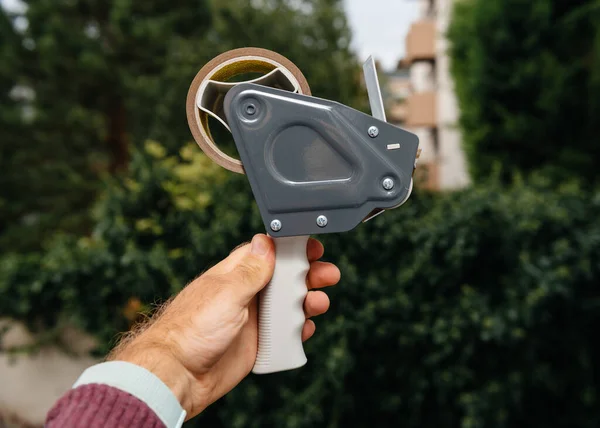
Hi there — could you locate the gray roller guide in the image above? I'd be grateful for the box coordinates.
[224,83,419,237]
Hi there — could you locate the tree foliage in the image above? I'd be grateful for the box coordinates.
[0,0,361,252]
[0,0,213,252]
[448,0,600,184]
[3,142,600,427]
[210,0,363,107]
[6,1,600,427]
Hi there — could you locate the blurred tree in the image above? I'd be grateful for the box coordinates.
[210,0,364,108]
[0,0,214,251]
[0,0,362,252]
[448,0,600,184]
[0,9,30,254]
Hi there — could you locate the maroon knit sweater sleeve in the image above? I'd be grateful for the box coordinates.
[45,383,166,428]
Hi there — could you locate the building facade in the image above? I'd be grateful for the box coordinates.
[402,0,470,190]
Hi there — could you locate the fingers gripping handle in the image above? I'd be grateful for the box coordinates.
[253,235,309,374]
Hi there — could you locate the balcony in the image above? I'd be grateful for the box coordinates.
[405,19,436,64]
[405,92,437,127]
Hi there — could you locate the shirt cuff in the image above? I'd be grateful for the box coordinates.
[73,361,186,428]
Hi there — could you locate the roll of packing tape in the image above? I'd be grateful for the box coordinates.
[186,48,311,174]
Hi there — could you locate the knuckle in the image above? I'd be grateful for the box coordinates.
[197,273,231,297]
[234,261,264,284]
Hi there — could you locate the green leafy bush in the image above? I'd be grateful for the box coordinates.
[448,0,600,185]
[2,142,600,427]
[0,0,362,252]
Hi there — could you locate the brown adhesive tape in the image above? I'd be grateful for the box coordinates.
[186,48,311,174]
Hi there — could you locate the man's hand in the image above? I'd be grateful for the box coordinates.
[109,234,340,419]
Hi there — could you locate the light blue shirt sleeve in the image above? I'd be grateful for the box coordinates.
[73,361,186,428]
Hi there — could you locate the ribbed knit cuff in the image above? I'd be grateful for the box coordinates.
[46,383,166,428]
[73,361,186,428]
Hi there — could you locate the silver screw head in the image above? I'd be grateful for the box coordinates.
[368,126,379,138]
[270,219,282,232]
[316,215,328,228]
[382,177,395,190]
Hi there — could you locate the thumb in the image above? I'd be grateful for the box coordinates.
[226,234,275,304]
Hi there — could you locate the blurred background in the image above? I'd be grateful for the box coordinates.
[1,0,600,427]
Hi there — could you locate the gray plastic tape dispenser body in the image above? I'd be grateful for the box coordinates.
[224,83,420,237]
[187,49,419,374]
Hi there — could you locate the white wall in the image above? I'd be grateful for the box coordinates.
[0,320,98,426]
[412,127,436,163]
[410,62,435,93]
[435,0,470,189]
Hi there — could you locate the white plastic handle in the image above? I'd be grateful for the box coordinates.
[252,235,309,374]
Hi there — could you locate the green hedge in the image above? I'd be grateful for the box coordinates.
[2,143,600,427]
[448,0,600,185]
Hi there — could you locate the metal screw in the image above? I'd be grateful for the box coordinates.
[382,177,395,190]
[245,103,256,116]
[270,219,282,232]
[316,215,328,228]
[368,126,379,138]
